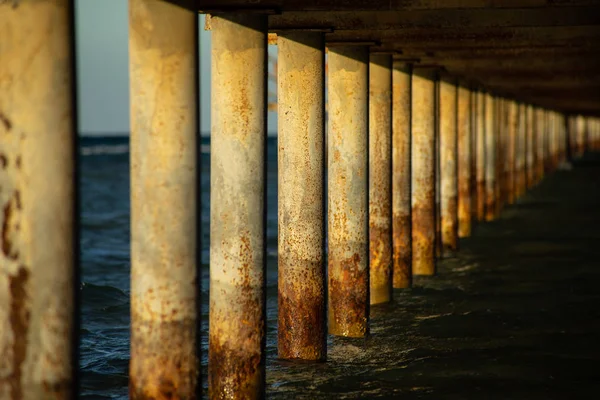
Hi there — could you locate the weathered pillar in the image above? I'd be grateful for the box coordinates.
[130,2,199,398]
[439,77,458,252]
[277,31,326,360]
[535,108,545,183]
[526,105,535,188]
[485,94,497,221]
[209,14,267,398]
[496,98,505,213]
[470,90,479,222]
[392,62,412,288]
[369,53,393,305]
[517,103,527,197]
[328,45,369,337]
[475,91,486,221]
[434,79,442,258]
[0,2,77,398]
[507,101,518,204]
[457,85,472,238]
[411,67,437,275]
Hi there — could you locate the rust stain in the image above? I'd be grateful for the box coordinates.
[412,204,435,276]
[392,214,411,288]
[328,253,368,337]
[9,267,29,400]
[0,111,12,131]
[278,262,325,361]
[457,184,472,238]
[2,194,20,260]
[0,153,7,168]
[130,319,198,400]
[369,225,392,304]
[442,196,458,253]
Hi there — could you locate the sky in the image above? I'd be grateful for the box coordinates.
[75,0,277,136]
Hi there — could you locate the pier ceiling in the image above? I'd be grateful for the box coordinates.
[200,0,600,116]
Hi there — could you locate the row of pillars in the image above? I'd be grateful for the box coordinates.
[2,2,600,399]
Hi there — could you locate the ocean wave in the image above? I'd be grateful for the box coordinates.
[80,144,211,156]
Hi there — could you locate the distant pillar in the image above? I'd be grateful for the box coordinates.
[439,78,458,252]
[516,103,527,197]
[507,101,518,204]
[129,2,199,399]
[411,67,437,275]
[209,14,267,398]
[328,45,369,337]
[526,105,535,188]
[470,91,478,222]
[392,62,412,288]
[535,108,545,183]
[485,94,497,221]
[475,91,486,221]
[369,54,393,305]
[277,31,326,360]
[434,79,442,258]
[0,2,77,398]
[457,85,472,238]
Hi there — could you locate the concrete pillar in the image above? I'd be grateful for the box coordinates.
[470,90,478,223]
[439,78,458,252]
[434,79,442,259]
[392,62,412,289]
[526,105,535,188]
[130,2,199,398]
[327,45,369,337]
[457,85,472,238]
[507,101,518,204]
[411,67,437,275]
[535,108,545,183]
[369,54,393,305]
[209,14,267,398]
[277,31,326,361]
[496,98,505,213]
[475,91,486,221]
[485,94,497,221]
[516,103,526,198]
[0,3,76,398]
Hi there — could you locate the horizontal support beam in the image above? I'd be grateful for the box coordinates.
[269,7,600,30]
[199,0,600,12]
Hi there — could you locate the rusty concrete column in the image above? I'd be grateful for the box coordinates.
[277,31,326,361]
[535,108,545,183]
[457,85,472,238]
[392,62,412,288]
[526,105,535,188]
[484,94,497,221]
[129,2,199,399]
[439,77,458,252]
[369,53,393,305]
[327,45,369,337]
[496,98,505,213]
[470,90,479,223]
[517,103,527,198]
[434,79,442,258]
[507,101,518,204]
[0,3,77,399]
[475,91,486,221]
[209,14,267,398]
[411,67,437,275]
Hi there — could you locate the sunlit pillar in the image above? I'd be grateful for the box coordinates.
[439,77,458,253]
[0,2,77,398]
[209,14,267,398]
[484,94,497,221]
[412,67,437,275]
[369,53,393,305]
[475,91,486,221]
[392,62,412,288]
[457,85,472,238]
[507,100,518,204]
[277,31,326,361]
[328,45,369,337]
